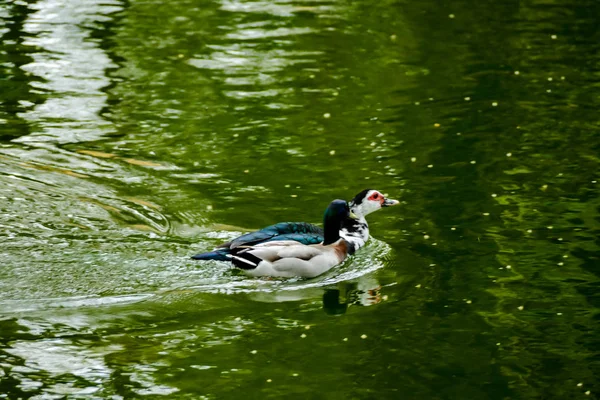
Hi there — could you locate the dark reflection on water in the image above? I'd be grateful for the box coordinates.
[1,0,599,398]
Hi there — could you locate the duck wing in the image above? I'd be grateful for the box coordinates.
[229,222,324,248]
[249,241,323,260]
[231,241,347,278]
[192,223,323,262]
[231,242,325,273]
[231,241,317,270]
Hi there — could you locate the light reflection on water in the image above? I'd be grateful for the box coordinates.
[17,0,121,144]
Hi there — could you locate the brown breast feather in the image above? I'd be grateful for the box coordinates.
[333,240,349,261]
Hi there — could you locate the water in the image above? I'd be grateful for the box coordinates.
[1,0,599,398]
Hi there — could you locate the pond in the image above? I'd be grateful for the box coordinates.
[1,0,599,398]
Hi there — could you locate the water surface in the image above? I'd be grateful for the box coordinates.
[1,0,599,398]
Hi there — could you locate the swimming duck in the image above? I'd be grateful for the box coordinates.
[191,189,398,261]
[230,199,354,278]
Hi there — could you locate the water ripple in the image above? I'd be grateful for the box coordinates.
[16,0,122,144]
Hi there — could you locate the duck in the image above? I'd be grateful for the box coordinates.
[191,189,398,261]
[229,199,354,278]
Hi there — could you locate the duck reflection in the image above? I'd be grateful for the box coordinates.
[323,277,382,315]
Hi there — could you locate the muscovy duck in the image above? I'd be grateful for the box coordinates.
[191,189,398,261]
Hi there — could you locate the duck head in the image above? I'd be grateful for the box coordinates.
[349,189,399,218]
[323,199,355,245]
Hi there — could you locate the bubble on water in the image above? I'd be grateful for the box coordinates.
[492,102,498,107]
[449,14,455,18]
[360,334,368,339]
[551,34,557,39]
[518,305,524,311]
[323,113,331,118]
[464,97,471,101]
[514,71,520,75]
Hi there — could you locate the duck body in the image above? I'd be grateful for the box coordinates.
[191,189,398,262]
[231,239,351,278]
[228,199,353,278]
[191,222,324,261]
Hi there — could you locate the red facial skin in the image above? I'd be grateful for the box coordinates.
[367,191,385,206]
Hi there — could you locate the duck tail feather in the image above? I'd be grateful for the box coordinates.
[191,249,231,261]
[231,252,263,270]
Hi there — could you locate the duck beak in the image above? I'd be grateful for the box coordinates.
[382,197,400,207]
[349,211,359,219]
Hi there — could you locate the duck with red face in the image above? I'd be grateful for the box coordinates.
[191,189,399,262]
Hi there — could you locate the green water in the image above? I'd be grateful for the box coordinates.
[1,0,599,398]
